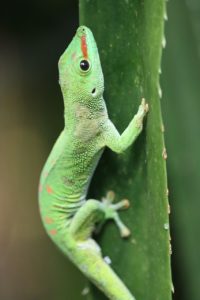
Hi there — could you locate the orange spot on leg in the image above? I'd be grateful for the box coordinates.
[49,229,57,236]
[45,216,54,224]
[46,185,53,194]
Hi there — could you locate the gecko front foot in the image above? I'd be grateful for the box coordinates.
[139,98,149,116]
[135,98,149,129]
[102,191,131,238]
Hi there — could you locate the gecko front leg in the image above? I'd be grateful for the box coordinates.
[103,98,149,153]
[68,194,135,300]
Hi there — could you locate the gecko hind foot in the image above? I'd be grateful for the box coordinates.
[102,191,131,238]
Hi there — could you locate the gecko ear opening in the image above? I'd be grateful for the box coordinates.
[91,88,96,95]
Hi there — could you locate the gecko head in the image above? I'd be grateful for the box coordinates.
[58,26,104,103]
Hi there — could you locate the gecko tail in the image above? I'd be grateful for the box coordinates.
[82,253,135,300]
[72,241,136,300]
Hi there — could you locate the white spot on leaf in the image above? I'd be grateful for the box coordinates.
[104,256,112,265]
[81,286,90,296]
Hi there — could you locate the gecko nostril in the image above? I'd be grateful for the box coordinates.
[92,88,96,95]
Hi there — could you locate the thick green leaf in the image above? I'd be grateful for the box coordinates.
[162,1,200,299]
[79,1,172,299]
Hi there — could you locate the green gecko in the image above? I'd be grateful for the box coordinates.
[39,26,148,300]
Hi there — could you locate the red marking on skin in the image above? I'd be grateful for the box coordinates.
[38,183,42,193]
[45,216,54,224]
[72,52,76,60]
[46,185,53,194]
[49,229,57,236]
[81,35,88,58]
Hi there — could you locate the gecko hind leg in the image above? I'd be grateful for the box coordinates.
[68,197,135,300]
[69,192,130,242]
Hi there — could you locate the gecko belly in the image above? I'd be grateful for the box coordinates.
[38,142,104,241]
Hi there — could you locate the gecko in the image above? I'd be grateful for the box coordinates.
[38,26,148,300]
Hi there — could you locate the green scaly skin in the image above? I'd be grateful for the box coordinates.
[39,26,148,300]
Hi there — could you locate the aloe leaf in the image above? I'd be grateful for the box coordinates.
[162,1,200,299]
[79,1,172,299]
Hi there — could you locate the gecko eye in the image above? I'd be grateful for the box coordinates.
[80,60,90,72]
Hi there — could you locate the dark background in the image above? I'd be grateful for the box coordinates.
[0,0,200,299]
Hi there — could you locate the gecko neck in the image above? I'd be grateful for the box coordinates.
[63,94,108,128]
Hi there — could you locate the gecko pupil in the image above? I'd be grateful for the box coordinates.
[80,60,90,71]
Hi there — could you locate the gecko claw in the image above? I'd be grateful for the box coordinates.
[120,226,131,238]
[111,199,130,211]
[145,103,149,113]
[112,213,131,238]
[121,199,130,209]
[102,190,115,204]
[135,98,149,128]
[106,190,115,202]
[140,98,149,114]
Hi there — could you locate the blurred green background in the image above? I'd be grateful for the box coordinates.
[0,0,200,299]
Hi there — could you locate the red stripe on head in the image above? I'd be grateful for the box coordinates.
[81,35,88,58]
